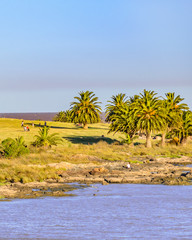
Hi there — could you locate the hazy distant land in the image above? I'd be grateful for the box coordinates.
[0,112,58,121]
[0,112,106,122]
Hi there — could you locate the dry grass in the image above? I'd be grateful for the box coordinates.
[0,118,192,184]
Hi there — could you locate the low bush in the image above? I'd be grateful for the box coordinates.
[0,136,29,158]
[32,126,63,147]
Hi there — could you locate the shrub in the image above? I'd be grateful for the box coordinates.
[1,136,29,158]
[32,126,63,147]
[119,134,132,145]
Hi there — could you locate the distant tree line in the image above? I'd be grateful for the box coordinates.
[54,90,192,148]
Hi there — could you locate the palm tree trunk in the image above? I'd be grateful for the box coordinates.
[146,130,152,148]
[83,123,88,129]
[180,136,188,146]
[161,132,166,147]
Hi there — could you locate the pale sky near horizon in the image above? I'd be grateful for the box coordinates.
[0,0,192,112]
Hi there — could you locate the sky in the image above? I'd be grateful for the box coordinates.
[0,0,192,112]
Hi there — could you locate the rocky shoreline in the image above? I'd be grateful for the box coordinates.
[59,156,192,185]
[1,156,192,200]
[0,182,87,200]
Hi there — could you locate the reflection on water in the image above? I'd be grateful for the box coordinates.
[0,184,192,239]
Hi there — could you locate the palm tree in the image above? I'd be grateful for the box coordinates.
[33,126,62,147]
[65,110,72,122]
[54,110,72,122]
[70,91,102,129]
[165,93,188,110]
[128,94,140,104]
[1,136,29,157]
[53,111,66,122]
[175,111,192,145]
[133,90,166,148]
[107,91,166,147]
[108,103,136,139]
[105,93,128,122]
[161,92,189,146]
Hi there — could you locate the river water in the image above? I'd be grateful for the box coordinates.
[0,184,192,239]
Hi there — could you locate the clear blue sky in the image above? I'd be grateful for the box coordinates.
[0,0,191,112]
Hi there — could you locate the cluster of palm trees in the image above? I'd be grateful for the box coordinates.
[55,90,192,148]
[106,90,191,148]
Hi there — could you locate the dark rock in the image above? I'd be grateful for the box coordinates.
[149,158,155,162]
[181,171,191,177]
[102,180,109,185]
[89,167,109,175]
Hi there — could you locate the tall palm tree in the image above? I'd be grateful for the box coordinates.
[161,92,189,146]
[107,91,166,147]
[176,111,192,145]
[70,91,102,129]
[105,93,128,122]
[134,90,166,148]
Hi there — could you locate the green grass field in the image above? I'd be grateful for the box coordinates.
[0,118,121,145]
[0,118,192,184]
